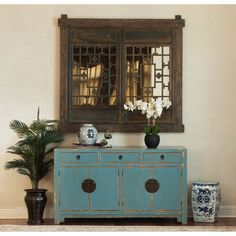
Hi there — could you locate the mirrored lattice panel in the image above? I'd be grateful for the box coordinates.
[125,45,171,103]
[72,45,118,106]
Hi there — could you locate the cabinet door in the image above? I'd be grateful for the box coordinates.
[122,167,181,210]
[60,167,119,211]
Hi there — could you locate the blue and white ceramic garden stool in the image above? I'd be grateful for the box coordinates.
[192,182,221,223]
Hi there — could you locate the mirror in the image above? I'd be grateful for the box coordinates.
[71,45,118,106]
[125,46,170,103]
[58,15,185,132]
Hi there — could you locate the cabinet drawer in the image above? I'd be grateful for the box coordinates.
[59,152,98,163]
[143,153,181,163]
[100,152,140,163]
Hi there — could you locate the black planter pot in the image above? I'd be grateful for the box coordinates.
[144,134,160,149]
[24,189,47,225]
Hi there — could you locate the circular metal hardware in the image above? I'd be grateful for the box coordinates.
[160,155,165,160]
[76,155,80,160]
[118,155,123,160]
[145,179,160,193]
[82,179,96,193]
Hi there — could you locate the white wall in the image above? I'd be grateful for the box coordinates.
[0,4,236,218]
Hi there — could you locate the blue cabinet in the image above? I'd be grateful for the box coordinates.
[54,147,187,224]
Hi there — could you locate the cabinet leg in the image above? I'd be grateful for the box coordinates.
[181,216,187,225]
[54,219,61,225]
[177,216,187,224]
[177,216,182,223]
[54,216,64,224]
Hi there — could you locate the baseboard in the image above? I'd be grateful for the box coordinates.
[0,207,54,219]
[0,205,236,219]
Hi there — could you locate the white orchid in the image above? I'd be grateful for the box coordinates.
[134,100,143,109]
[146,107,155,119]
[155,98,162,107]
[162,98,172,109]
[140,101,148,113]
[124,98,171,121]
[154,103,163,118]
[124,101,135,111]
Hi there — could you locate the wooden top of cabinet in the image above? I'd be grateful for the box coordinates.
[55,146,186,152]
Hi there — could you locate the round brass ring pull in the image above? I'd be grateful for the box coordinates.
[82,178,96,193]
[145,179,160,193]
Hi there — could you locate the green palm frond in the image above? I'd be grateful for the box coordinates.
[37,159,53,181]
[30,120,59,134]
[9,120,31,138]
[42,131,64,146]
[7,145,33,159]
[30,121,47,132]
[17,169,31,177]
[15,136,36,147]
[45,125,57,132]
[5,159,31,171]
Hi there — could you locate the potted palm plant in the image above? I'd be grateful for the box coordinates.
[5,108,64,225]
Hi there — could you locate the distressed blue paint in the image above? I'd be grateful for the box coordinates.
[143,152,181,163]
[100,152,140,163]
[88,167,119,210]
[181,149,188,224]
[54,146,187,224]
[60,152,98,163]
[60,167,88,210]
[123,167,181,210]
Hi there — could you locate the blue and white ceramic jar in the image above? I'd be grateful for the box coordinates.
[192,182,221,223]
[79,124,98,145]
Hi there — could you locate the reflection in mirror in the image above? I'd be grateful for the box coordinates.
[72,45,117,106]
[125,46,170,103]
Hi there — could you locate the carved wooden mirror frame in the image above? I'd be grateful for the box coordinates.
[58,14,185,132]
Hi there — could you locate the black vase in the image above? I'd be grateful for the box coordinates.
[24,189,47,225]
[144,134,160,149]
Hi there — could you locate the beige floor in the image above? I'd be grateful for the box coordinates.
[1,225,236,232]
[0,218,236,231]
